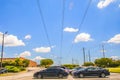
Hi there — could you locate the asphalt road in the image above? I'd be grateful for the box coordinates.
[5,73,120,80]
[0,67,120,80]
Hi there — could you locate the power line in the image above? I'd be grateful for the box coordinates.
[67,0,92,57]
[37,0,51,47]
[59,0,66,65]
[77,0,92,33]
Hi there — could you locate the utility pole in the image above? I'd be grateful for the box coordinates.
[0,32,7,68]
[83,47,85,64]
[72,58,74,64]
[88,50,91,62]
[102,44,105,58]
[58,57,62,66]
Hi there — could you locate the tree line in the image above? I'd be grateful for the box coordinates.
[40,58,120,68]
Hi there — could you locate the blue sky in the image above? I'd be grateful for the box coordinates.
[0,0,120,65]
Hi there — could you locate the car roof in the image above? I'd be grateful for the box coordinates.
[48,66,66,69]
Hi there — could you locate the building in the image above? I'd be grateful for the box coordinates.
[1,57,37,67]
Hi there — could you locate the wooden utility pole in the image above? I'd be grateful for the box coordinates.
[0,32,7,68]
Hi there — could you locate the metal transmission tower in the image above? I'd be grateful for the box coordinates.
[102,44,105,58]
[72,58,74,64]
[83,47,86,64]
[88,50,91,62]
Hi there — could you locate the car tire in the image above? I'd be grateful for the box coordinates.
[37,74,43,79]
[100,73,106,78]
[58,74,63,78]
[79,73,84,78]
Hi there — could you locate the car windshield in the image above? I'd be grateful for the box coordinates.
[77,68,86,71]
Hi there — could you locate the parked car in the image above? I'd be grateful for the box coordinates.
[0,68,8,74]
[70,67,83,75]
[48,66,70,74]
[33,68,68,79]
[72,67,110,78]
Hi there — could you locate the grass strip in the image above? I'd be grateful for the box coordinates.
[107,68,120,73]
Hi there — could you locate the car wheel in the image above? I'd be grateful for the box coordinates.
[37,74,43,79]
[1,72,4,74]
[58,74,63,78]
[100,73,106,78]
[79,73,84,78]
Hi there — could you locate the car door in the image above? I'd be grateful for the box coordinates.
[44,69,58,77]
[86,67,99,76]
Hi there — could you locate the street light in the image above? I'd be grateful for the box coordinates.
[0,32,7,68]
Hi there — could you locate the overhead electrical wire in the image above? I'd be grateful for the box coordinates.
[67,0,93,56]
[36,0,92,62]
[36,0,54,59]
[59,0,66,65]
[37,0,52,47]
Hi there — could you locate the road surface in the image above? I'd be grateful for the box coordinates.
[0,67,120,80]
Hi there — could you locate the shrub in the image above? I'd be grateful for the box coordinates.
[5,66,20,72]
[62,64,79,69]
[19,67,26,71]
[83,62,94,66]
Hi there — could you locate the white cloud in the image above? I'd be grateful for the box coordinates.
[19,51,31,57]
[69,2,74,10]
[24,35,31,40]
[0,32,25,47]
[119,4,120,8]
[107,34,120,44]
[63,27,79,32]
[111,56,120,60]
[74,33,93,43]
[33,47,51,53]
[97,0,115,9]
[51,45,56,48]
[33,56,45,60]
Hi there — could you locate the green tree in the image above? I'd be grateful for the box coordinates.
[15,58,23,67]
[116,60,120,66]
[22,59,30,67]
[94,58,112,67]
[2,61,16,67]
[40,59,53,67]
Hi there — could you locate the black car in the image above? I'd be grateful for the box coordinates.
[33,68,68,79]
[70,67,83,75]
[48,66,70,74]
[73,67,110,78]
[0,68,8,74]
